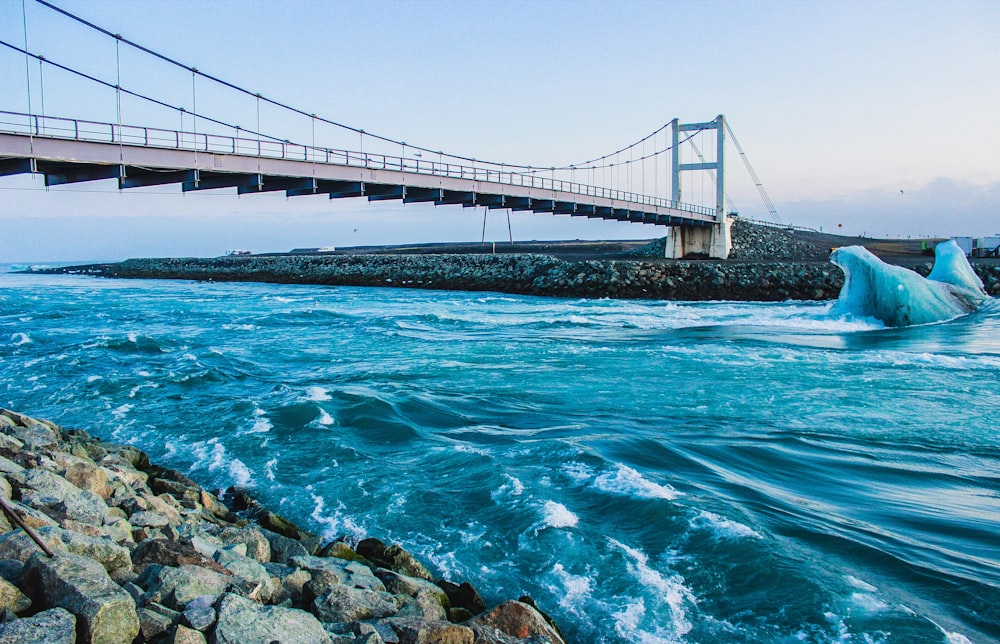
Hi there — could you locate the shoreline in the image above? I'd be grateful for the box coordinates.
[0,408,565,643]
[39,252,1000,300]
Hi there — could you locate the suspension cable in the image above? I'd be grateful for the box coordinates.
[32,0,695,175]
[725,121,780,224]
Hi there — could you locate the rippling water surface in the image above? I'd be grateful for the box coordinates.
[2,268,998,643]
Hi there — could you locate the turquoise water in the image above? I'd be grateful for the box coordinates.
[2,269,998,643]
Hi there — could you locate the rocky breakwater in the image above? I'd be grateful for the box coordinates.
[63,254,849,301]
[0,408,564,644]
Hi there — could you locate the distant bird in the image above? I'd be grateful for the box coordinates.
[900,189,904,195]
[353,228,358,233]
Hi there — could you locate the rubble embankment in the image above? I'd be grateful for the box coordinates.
[0,408,564,644]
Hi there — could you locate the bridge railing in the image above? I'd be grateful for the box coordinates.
[0,111,717,217]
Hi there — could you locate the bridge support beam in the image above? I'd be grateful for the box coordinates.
[667,115,731,259]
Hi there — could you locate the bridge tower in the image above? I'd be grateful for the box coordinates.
[665,115,731,259]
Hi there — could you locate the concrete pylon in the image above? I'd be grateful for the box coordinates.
[664,215,731,259]
[667,115,730,259]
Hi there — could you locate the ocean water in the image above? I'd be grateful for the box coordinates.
[2,268,998,643]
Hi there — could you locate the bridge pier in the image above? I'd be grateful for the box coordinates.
[664,215,732,259]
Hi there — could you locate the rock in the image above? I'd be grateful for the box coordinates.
[127,510,171,529]
[4,422,57,450]
[182,595,217,632]
[0,578,30,614]
[137,563,230,611]
[292,555,385,594]
[17,527,132,576]
[312,585,398,623]
[63,461,112,500]
[0,607,76,643]
[260,528,309,564]
[377,617,473,644]
[464,601,565,644]
[20,469,109,525]
[132,539,230,576]
[378,569,447,605]
[23,551,140,644]
[256,510,322,554]
[172,624,209,644]
[212,592,332,644]
[395,589,448,621]
[0,529,62,563]
[319,540,368,562]
[356,539,433,581]
[212,549,274,603]
[140,602,182,641]
[217,526,270,563]
[437,581,485,616]
[0,560,22,585]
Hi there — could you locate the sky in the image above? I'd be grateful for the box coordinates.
[1,0,998,262]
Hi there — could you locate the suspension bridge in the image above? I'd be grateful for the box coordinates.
[0,1,779,259]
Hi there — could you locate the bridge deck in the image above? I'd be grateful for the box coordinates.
[0,114,718,228]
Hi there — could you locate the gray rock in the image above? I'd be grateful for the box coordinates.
[212,550,273,603]
[312,585,398,623]
[0,561,22,586]
[140,602,182,641]
[395,589,448,621]
[5,423,57,450]
[376,569,448,606]
[0,578,30,615]
[129,510,171,528]
[0,527,130,576]
[0,607,76,643]
[20,469,109,525]
[182,595,217,632]
[217,526,270,563]
[212,592,331,644]
[261,528,308,564]
[356,539,433,581]
[137,564,230,611]
[23,551,140,644]
[292,555,385,593]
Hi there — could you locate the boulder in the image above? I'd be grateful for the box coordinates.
[318,540,368,562]
[377,617,473,644]
[132,539,230,576]
[0,577,30,614]
[182,594,217,632]
[212,592,331,644]
[356,539,433,581]
[464,601,565,644]
[5,422,57,450]
[172,624,209,644]
[23,551,140,644]
[0,607,76,643]
[437,580,485,616]
[312,585,398,623]
[291,555,385,594]
[216,526,270,563]
[212,548,273,603]
[63,461,112,500]
[137,564,230,611]
[260,528,309,564]
[140,602,182,641]
[20,469,109,525]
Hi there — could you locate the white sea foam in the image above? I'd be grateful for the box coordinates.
[308,492,365,540]
[247,409,273,434]
[11,332,31,346]
[550,563,593,617]
[229,459,252,487]
[316,409,334,426]
[944,633,974,644]
[849,592,890,614]
[609,538,695,638]
[492,474,524,499]
[127,332,138,343]
[112,404,133,420]
[306,386,331,401]
[87,375,102,383]
[560,462,595,483]
[542,501,578,528]
[222,323,256,331]
[846,575,878,592]
[264,458,278,481]
[689,510,762,540]
[595,464,681,500]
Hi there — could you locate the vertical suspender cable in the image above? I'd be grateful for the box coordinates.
[191,68,198,173]
[115,35,124,178]
[256,93,262,176]
[21,0,34,154]
[37,56,45,131]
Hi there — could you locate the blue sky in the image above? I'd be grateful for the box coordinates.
[1,0,998,262]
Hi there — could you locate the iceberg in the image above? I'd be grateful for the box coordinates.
[830,240,988,327]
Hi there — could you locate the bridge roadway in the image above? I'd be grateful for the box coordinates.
[0,113,717,228]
